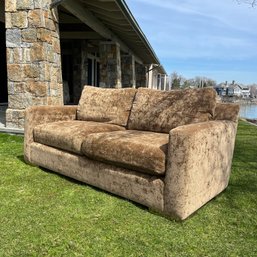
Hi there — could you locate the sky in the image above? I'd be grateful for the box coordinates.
[126,0,257,84]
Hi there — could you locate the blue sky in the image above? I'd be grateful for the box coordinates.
[126,0,257,84]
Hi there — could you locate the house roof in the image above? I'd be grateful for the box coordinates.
[52,0,166,74]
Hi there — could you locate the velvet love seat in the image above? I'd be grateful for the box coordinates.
[24,86,239,220]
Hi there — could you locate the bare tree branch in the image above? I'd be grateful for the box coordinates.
[237,0,256,7]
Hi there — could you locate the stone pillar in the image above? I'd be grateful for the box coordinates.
[99,41,121,88]
[5,0,63,128]
[0,1,4,22]
[121,54,135,88]
[135,63,146,88]
[72,40,88,103]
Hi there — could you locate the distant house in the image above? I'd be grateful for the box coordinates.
[230,84,250,98]
[241,86,251,98]
[231,84,242,97]
[214,83,227,96]
[215,82,250,98]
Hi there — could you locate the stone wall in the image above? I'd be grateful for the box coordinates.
[5,0,63,128]
[99,42,121,88]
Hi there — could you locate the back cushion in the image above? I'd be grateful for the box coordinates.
[77,86,136,127]
[128,87,217,133]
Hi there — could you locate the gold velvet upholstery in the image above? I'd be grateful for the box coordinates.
[24,105,77,163]
[77,86,136,127]
[34,121,125,155]
[81,130,169,175]
[128,87,217,133]
[164,120,238,219]
[214,103,240,122]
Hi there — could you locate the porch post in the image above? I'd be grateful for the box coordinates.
[72,40,88,103]
[121,54,136,88]
[135,63,146,88]
[99,41,121,88]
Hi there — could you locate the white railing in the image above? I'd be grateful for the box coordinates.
[148,74,172,91]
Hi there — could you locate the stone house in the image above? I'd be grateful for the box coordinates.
[0,0,165,129]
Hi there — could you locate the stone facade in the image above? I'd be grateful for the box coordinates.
[121,54,136,88]
[5,0,63,128]
[2,0,158,129]
[99,42,121,88]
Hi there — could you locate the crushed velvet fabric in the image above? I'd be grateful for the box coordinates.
[23,89,239,220]
[214,103,240,122]
[81,130,169,175]
[33,121,125,155]
[77,86,136,127]
[24,105,77,163]
[164,120,237,220]
[30,142,165,212]
[128,87,217,133]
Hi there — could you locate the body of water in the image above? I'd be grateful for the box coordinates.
[239,104,257,119]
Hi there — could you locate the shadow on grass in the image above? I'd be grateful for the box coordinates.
[16,154,147,211]
[26,160,149,212]
[47,167,148,210]
[17,155,27,164]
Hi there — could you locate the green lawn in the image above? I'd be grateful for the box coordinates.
[0,121,256,257]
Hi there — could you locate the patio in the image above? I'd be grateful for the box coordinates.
[0,105,24,134]
[0,104,6,128]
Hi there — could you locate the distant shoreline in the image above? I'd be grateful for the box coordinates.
[219,97,257,104]
[242,118,257,126]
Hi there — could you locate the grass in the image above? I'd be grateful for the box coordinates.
[0,121,256,257]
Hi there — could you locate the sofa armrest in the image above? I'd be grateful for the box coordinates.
[214,103,240,122]
[164,120,238,220]
[24,105,77,163]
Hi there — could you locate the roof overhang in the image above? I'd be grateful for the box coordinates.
[51,0,165,73]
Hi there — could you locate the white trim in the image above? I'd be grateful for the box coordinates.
[87,54,100,87]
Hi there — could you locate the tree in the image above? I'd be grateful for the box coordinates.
[249,84,257,98]
[184,76,216,88]
[237,0,256,6]
[168,73,217,89]
[170,72,182,89]
[204,78,216,88]
[181,79,191,88]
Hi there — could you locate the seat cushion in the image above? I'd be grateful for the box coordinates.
[77,86,136,127]
[81,130,169,175]
[128,87,217,133]
[33,121,125,155]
